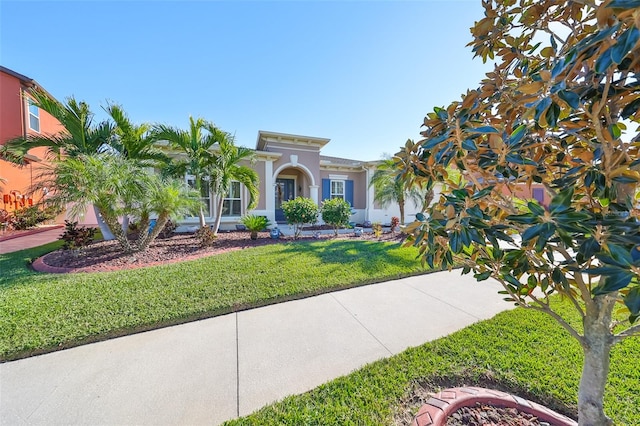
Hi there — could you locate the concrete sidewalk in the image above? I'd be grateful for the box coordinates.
[0,271,511,425]
[0,227,64,254]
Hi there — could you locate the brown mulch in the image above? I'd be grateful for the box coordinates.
[40,230,404,273]
[446,403,547,425]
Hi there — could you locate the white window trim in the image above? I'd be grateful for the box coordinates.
[27,99,40,133]
[222,181,243,217]
[330,179,345,200]
[185,174,212,219]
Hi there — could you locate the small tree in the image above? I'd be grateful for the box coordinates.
[399,2,640,424]
[241,214,271,240]
[281,197,319,239]
[369,158,424,224]
[321,198,352,236]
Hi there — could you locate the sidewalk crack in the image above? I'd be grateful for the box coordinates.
[330,294,393,356]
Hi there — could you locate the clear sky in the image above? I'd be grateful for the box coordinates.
[1,0,493,161]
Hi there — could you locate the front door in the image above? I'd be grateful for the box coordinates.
[275,178,295,223]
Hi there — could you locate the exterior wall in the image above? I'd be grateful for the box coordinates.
[1,70,65,222]
[500,182,551,207]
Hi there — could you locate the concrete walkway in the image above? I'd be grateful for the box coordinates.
[0,227,64,254]
[0,272,511,425]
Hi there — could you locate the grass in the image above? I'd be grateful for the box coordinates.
[223,299,640,425]
[0,239,429,361]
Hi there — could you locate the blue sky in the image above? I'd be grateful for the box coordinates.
[1,0,493,161]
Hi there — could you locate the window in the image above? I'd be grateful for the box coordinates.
[222,181,242,216]
[186,175,211,217]
[330,180,345,200]
[28,101,40,132]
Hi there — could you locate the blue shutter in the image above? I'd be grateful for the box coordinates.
[345,180,354,206]
[322,179,330,201]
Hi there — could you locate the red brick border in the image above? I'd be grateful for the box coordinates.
[412,387,577,426]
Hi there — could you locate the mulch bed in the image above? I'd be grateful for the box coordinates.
[39,230,404,273]
[446,403,548,425]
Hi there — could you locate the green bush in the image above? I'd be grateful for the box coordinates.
[11,205,59,230]
[321,198,352,236]
[281,197,319,239]
[240,215,271,240]
[60,220,96,251]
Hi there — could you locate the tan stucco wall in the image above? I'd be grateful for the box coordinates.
[319,169,367,209]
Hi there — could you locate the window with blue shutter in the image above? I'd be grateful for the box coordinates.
[322,179,330,201]
[345,180,354,206]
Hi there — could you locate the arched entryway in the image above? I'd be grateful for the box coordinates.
[272,163,317,223]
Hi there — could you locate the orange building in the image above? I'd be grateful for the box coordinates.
[0,66,64,215]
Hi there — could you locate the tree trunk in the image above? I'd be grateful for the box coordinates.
[578,294,615,426]
[138,213,169,252]
[100,210,132,253]
[399,202,405,225]
[198,205,207,228]
[93,204,115,241]
[211,196,224,235]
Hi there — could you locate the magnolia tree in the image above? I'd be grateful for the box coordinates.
[398,1,640,425]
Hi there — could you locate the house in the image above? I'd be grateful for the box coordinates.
[0,66,65,213]
[175,130,426,230]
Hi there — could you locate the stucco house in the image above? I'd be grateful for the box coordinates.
[172,130,426,230]
[0,66,64,213]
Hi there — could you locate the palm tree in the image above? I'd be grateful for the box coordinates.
[369,158,424,225]
[105,103,171,232]
[105,104,169,167]
[151,117,219,227]
[0,90,117,239]
[44,154,148,252]
[135,177,201,251]
[206,127,259,235]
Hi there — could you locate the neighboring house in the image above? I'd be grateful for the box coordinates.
[175,130,427,230]
[0,66,65,215]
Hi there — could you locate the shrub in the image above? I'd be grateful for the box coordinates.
[281,197,319,239]
[390,216,400,234]
[372,222,383,238]
[240,215,271,240]
[194,226,216,247]
[321,198,352,236]
[11,205,59,230]
[60,220,96,251]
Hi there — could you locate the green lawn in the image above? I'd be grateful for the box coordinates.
[224,299,640,425]
[0,239,428,361]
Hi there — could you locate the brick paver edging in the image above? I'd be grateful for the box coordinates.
[31,257,77,273]
[412,387,577,426]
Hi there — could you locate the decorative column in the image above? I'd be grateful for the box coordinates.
[264,160,276,224]
[309,185,319,205]
[366,166,376,222]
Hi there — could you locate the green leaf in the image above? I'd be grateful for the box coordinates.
[474,271,492,281]
[579,238,601,259]
[461,139,478,151]
[595,48,614,73]
[550,187,574,212]
[528,201,545,216]
[624,287,640,316]
[545,102,561,127]
[608,0,640,8]
[415,212,426,221]
[557,90,580,109]
[508,125,527,146]
[472,126,500,134]
[422,131,451,150]
[593,272,634,295]
[610,27,640,64]
[609,123,622,140]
